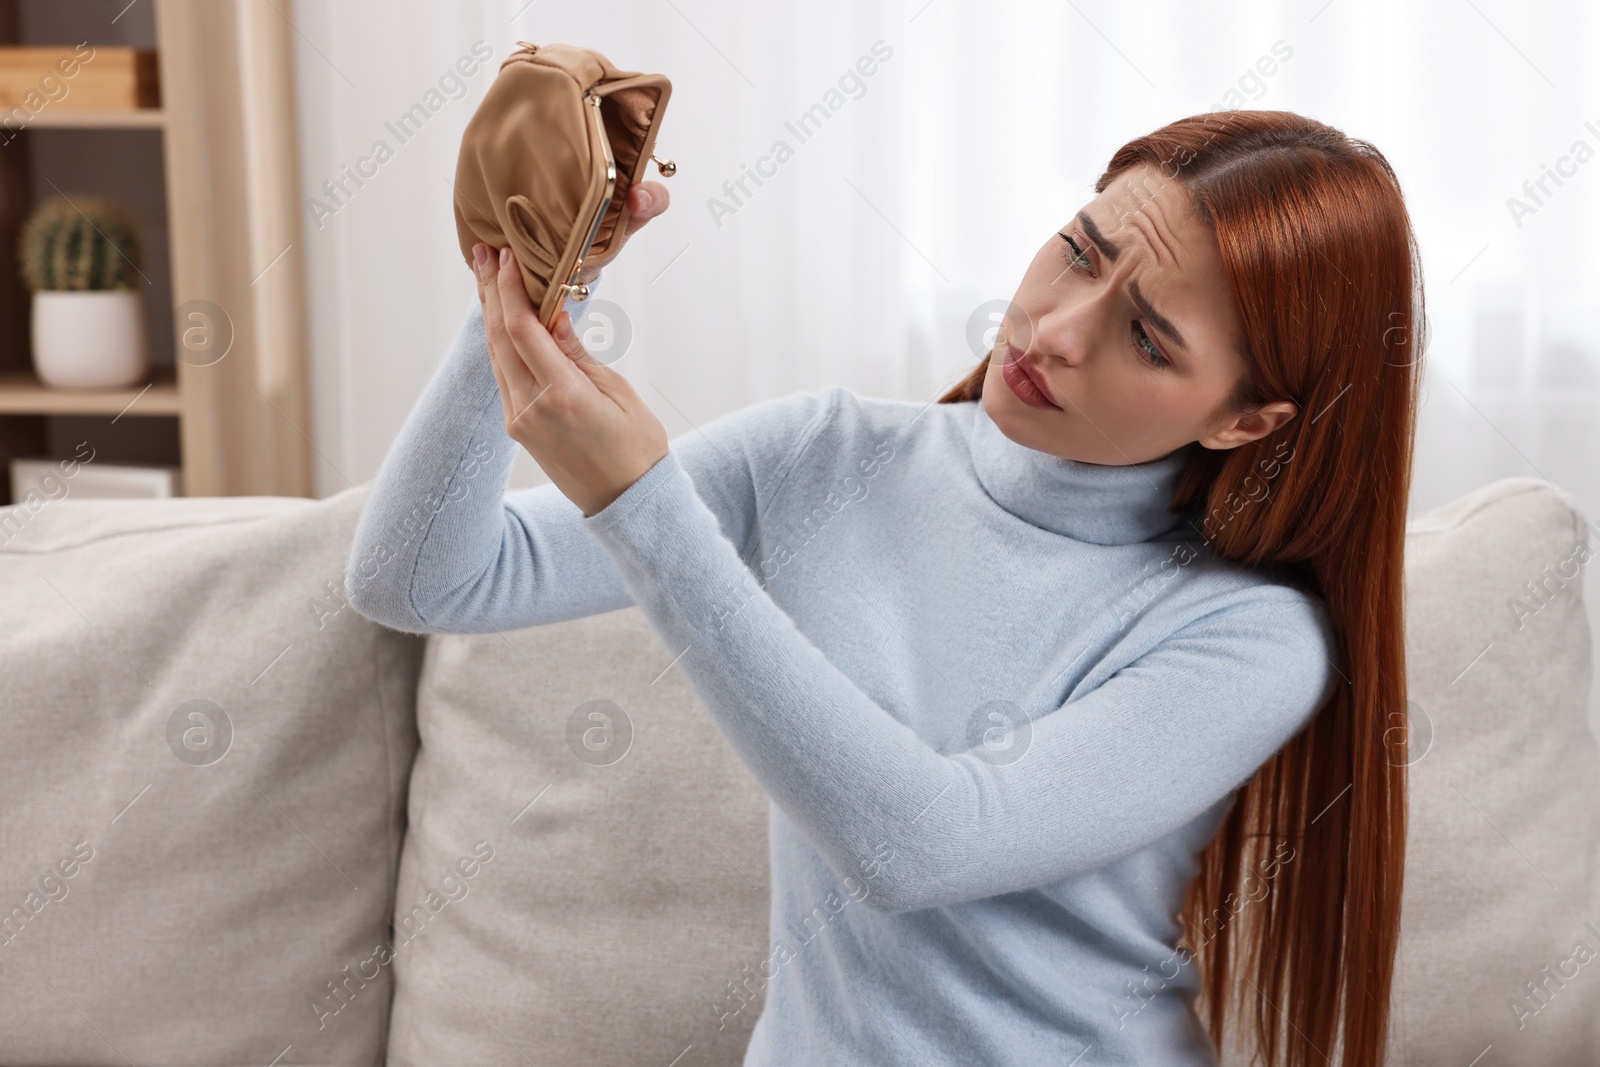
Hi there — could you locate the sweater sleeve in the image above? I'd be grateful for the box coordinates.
[583,451,1340,914]
[344,289,833,635]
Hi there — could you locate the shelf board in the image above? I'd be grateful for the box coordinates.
[21,109,165,130]
[0,364,180,416]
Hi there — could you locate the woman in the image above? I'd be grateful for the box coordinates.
[347,109,1418,1066]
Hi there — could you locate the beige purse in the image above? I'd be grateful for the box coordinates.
[453,41,676,329]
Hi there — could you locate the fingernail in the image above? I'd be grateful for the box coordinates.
[637,188,652,210]
[473,244,488,269]
[499,246,511,268]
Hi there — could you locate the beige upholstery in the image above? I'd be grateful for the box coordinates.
[382,607,769,1066]
[0,486,423,1066]
[0,475,1595,1065]
[1212,477,1600,1063]
[1381,478,1599,1062]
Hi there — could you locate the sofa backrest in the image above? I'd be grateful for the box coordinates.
[0,485,424,1066]
[1377,478,1599,1061]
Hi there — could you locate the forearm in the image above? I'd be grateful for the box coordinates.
[585,452,992,911]
[584,453,1336,912]
[346,291,629,634]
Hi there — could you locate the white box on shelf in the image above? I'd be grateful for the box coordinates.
[9,457,181,503]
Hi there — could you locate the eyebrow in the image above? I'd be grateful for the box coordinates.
[1076,209,1189,353]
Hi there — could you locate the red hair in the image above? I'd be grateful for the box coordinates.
[941,110,1418,1067]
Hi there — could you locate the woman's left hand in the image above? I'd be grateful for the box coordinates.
[474,242,669,517]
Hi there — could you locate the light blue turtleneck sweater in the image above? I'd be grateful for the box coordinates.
[346,294,1339,1066]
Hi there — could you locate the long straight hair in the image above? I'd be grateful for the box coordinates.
[940,110,1419,1067]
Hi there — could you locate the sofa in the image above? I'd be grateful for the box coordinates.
[1,473,1596,1066]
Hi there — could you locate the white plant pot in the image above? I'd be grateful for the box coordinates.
[31,290,149,389]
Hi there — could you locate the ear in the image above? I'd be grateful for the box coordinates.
[1197,400,1298,450]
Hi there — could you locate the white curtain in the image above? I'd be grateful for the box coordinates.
[292,0,1600,708]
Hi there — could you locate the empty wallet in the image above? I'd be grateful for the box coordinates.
[453,41,675,329]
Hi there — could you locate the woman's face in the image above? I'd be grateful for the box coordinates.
[982,162,1297,465]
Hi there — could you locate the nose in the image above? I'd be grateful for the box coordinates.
[1035,276,1121,369]
[1033,306,1089,370]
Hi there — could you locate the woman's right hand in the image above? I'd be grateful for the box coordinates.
[478,179,670,416]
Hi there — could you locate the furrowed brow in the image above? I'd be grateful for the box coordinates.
[1128,279,1187,352]
[1077,210,1119,263]
[1079,208,1189,353]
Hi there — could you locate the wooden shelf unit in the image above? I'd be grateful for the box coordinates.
[23,108,165,129]
[0,364,180,416]
[0,0,312,501]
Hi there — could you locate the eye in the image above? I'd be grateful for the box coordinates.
[1058,232,1171,370]
[1131,322,1169,369]
[1058,232,1092,274]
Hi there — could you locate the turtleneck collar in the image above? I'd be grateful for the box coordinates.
[967,400,1196,546]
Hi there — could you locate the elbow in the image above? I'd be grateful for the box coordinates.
[345,560,494,637]
[343,551,428,634]
[343,554,388,619]
[344,576,404,632]
[857,878,920,915]
[846,822,1004,914]
[856,867,950,915]
[848,840,936,915]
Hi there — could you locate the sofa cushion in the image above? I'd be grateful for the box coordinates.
[384,607,769,1067]
[1380,478,1600,1061]
[0,484,423,1066]
[1218,477,1600,1065]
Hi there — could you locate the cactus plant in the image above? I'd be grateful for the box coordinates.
[18,196,142,291]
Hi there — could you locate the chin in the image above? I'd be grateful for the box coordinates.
[980,385,1073,458]
[979,376,1130,465]
[979,363,1178,466]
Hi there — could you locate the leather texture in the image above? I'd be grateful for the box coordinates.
[453,42,671,327]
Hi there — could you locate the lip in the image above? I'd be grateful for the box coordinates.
[1002,343,1062,410]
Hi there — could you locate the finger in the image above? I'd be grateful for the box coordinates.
[550,309,591,365]
[550,307,621,376]
[494,246,579,390]
[480,270,531,425]
[480,247,541,415]
[472,244,514,419]
[480,246,519,378]
[552,307,636,404]
[639,179,670,213]
[623,181,670,237]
